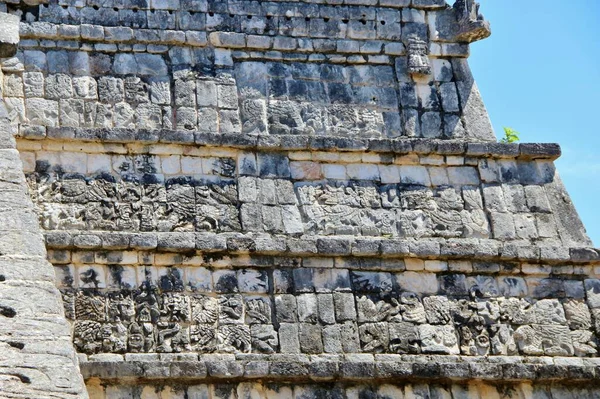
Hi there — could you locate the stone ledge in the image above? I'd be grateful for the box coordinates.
[79,355,600,383]
[24,129,561,160]
[44,231,600,266]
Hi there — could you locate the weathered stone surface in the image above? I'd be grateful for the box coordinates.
[3,0,599,396]
[0,13,19,58]
[0,116,87,397]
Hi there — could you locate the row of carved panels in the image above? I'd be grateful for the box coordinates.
[63,288,599,357]
[85,381,593,399]
[27,172,555,240]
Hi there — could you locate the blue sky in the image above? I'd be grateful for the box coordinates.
[468,0,600,246]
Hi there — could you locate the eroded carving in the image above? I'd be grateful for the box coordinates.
[359,322,390,353]
[218,325,251,353]
[514,325,573,356]
[190,324,217,352]
[128,322,156,353]
[191,295,219,324]
[389,322,421,354]
[251,325,278,354]
[157,322,190,353]
[357,295,401,323]
[453,0,492,43]
[419,325,459,355]
[407,36,431,76]
[400,293,427,324]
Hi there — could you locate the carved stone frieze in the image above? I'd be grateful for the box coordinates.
[57,265,599,358]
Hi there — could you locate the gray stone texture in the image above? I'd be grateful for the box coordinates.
[3,0,599,396]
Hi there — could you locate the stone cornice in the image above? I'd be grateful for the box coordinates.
[21,131,561,160]
[44,231,600,266]
[79,354,600,383]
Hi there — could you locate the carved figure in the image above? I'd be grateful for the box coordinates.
[419,325,459,355]
[107,292,135,322]
[73,320,102,354]
[134,283,161,324]
[423,296,452,325]
[128,322,155,353]
[251,325,278,354]
[160,293,190,322]
[389,322,421,354]
[563,300,592,330]
[489,324,517,355]
[514,325,573,356]
[359,322,390,353]
[100,322,128,353]
[75,291,106,322]
[219,294,245,324]
[453,0,492,43]
[246,298,272,324]
[571,330,597,357]
[400,292,427,324]
[218,325,251,353]
[190,324,217,352]
[157,322,190,353]
[357,296,401,323]
[407,36,431,76]
[191,295,219,324]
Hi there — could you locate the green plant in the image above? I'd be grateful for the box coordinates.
[500,127,520,143]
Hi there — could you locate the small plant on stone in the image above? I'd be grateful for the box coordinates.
[500,127,520,143]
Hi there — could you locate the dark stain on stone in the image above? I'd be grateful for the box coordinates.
[0,306,16,318]
[15,374,31,384]
[34,160,51,173]
[160,268,184,292]
[109,265,124,288]
[80,268,101,289]
[215,272,238,293]
[8,341,24,350]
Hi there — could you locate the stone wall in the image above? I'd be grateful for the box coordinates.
[83,381,600,399]
[0,13,87,396]
[3,0,495,141]
[2,0,600,397]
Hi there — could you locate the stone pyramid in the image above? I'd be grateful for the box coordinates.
[0,0,599,397]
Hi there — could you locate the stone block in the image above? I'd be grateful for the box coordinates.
[333,292,356,322]
[0,13,19,58]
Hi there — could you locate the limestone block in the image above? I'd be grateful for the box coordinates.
[98,76,124,104]
[197,108,218,133]
[333,292,356,322]
[0,13,19,58]
[3,73,23,97]
[396,272,438,294]
[399,165,430,186]
[45,74,73,100]
[419,324,459,354]
[4,97,26,124]
[23,71,44,98]
[26,98,58,126]
[72,76,97,100]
